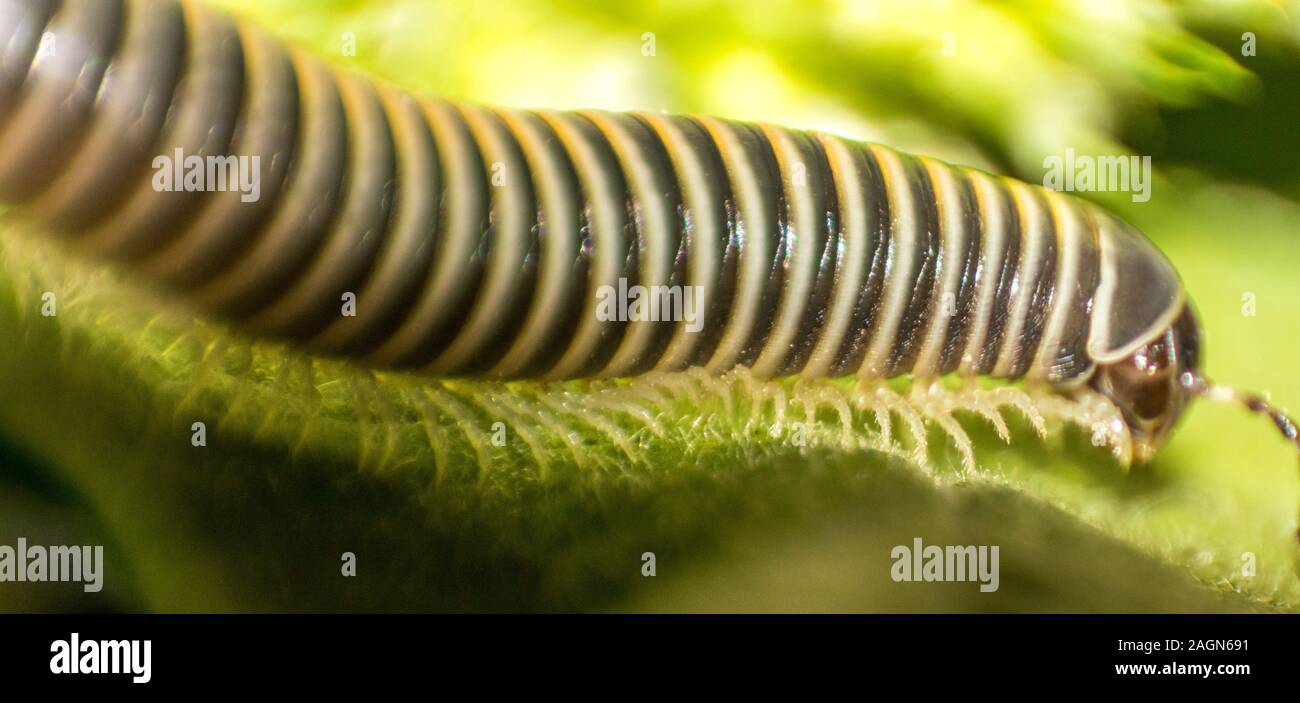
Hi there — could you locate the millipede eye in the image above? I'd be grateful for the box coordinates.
[1132,337,1170,377]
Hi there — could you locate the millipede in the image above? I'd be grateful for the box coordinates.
[1,0,1297,470]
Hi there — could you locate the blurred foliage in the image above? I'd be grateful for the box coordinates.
[2,0,1299,612]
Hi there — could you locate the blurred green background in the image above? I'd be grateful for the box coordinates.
[1,0,1299,612]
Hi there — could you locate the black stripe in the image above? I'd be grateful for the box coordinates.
[885,153,941,377]
[1008,186,1057,378]
[451,106,538,375]
[937,168,983,375]
[387,101,486,369]
[329,90,442,356]
[775,129,841,375]
[680,116,739,369]
[507,111,589,378]
[973,179,1021,375]
[729,121,787,367]
[1045,201,1100,382]
[620,112,687,375]
[829,142,891,376]
[566,111,635,377]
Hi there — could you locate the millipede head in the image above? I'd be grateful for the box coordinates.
[1088,304,1201,463]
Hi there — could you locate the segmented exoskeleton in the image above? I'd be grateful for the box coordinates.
[1,0,1296,467]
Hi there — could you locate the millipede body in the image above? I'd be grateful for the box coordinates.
[0,0,1233,462]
